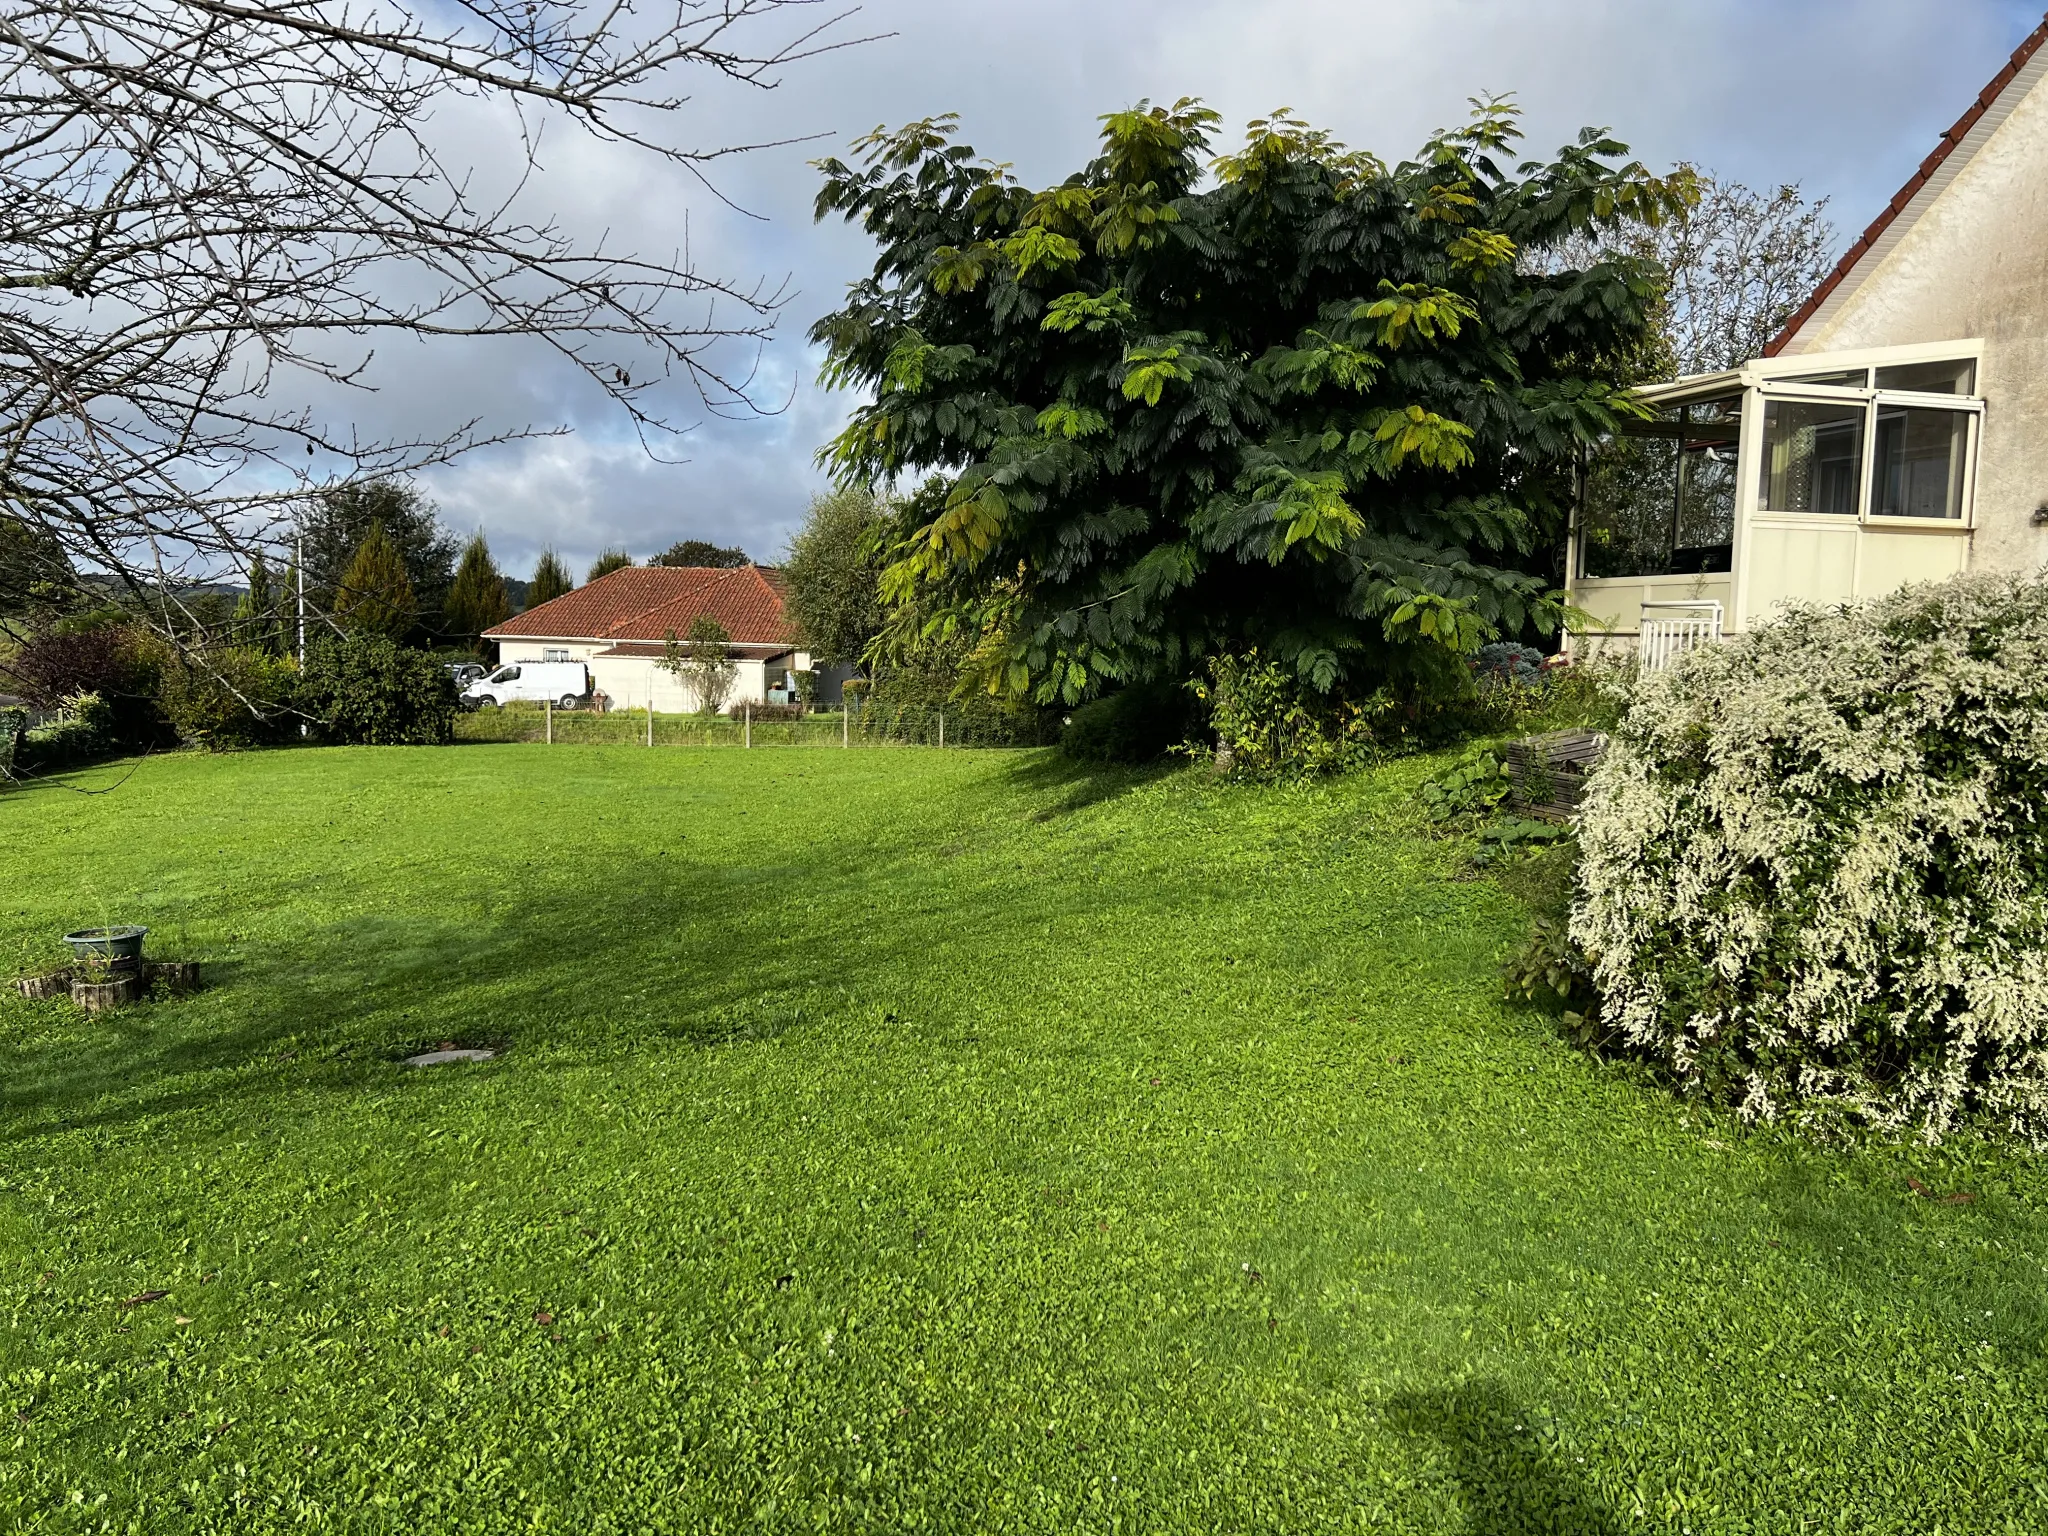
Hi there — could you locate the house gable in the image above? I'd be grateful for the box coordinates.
[1769,17,2048,573]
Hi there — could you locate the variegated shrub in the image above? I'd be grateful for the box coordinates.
[1572,573,2048,1143]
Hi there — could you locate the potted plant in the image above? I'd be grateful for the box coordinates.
[63,925,147,971]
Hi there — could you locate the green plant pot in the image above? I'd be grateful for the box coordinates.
[64,926,147,969]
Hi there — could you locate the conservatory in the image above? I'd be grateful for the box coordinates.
[1567,339,1983,664]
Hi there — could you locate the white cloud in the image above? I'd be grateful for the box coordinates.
[292,0,2041,582]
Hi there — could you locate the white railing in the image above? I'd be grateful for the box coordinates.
[1638,601,1723,671]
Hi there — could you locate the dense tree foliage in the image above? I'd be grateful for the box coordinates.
[587,549,633,583]
[528,550,574,609]
[444,533,511,652]
[651,540,751,569]
[300,481,455,630]
[812,99,1689,702]
[781,488,890,665]
[0,513,72,622]
[334,522,418,639]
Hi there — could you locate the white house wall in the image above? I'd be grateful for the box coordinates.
[585,656,771,713]
[1781,72,2048,578]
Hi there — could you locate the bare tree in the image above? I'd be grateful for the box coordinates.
[1541,168,1838,379]
[0,0,871,630]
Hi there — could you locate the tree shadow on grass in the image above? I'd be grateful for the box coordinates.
[1000,749,1183,819]
[1385,1383,1623,1536]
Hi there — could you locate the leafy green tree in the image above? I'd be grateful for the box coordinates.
[300,480,456,631]
[444,533,511,652]
[333,521,419,639]
[781,487,889,665]
[0,512,73,623]
[651,539,750,568]
[587,548,633,582]
[811,99,1689,703]
[528,549,574,608]
[660,613,737,714]
[234,553,285,653]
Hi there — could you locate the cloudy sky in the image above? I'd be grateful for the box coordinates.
[371,0,2045,580]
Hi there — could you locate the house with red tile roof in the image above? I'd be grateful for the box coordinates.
[482,564,813,711]
[1568,15,2048,663]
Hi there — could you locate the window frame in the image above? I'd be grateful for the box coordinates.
[1751,377,1982,530]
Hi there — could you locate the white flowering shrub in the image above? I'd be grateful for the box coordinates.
[1571,573,2048,1143]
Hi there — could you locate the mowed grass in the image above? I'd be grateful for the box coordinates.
[2,745,2046,1535]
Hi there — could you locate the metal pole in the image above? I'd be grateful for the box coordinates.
[744,703,752,750]
[646,700,653,747]
[842,693,849,748]
[296,529,308,739]
[938,710,944,749]
[546,698,552,745]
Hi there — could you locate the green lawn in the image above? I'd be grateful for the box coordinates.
[2,745,2045,1534]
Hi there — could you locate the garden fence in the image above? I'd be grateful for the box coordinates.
[454,700,1027,750]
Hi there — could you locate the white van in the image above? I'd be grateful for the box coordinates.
[463,660,590,709]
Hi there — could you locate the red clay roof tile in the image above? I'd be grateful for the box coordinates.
[484,564,792,646]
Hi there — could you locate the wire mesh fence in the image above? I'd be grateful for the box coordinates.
[453,701,1033,749]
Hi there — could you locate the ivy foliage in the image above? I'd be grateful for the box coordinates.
[811,97,1689,703]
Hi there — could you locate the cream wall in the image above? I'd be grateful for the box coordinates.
[1784,73,2048,578]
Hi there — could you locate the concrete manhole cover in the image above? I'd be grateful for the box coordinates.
[404,1047,499,1067]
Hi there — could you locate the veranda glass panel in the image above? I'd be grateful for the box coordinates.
[1674,399,1739,572]
[1780,368,1868,389]
[1871,405,1969,519]
[1873,358,1976,395]
[1759,399,1864,515]
[1580,431,1678,577]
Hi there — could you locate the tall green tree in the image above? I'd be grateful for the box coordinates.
[444,533,511,652]
[811,99,1689,703]
[781,487,889,665]
[651,539,750,569]
[300,480,457,632]
[234,553,284,653]
[528,549,574,608]
[587,548,633,582]
[334,522,418,639]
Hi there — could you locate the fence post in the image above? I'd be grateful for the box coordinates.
[938,710,945,749]
[546,698,553,745]
[646,700,653,747]
[842,700,849,748]
[745,703,752,750]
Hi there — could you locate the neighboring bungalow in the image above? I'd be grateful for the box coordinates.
[1570,17,2048,662]
[482,564,819,711]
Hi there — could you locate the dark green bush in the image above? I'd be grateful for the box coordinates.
[16,691,117,772]
[1059,682,1195,764]
[158,647,301,749]
[301,633,457,745]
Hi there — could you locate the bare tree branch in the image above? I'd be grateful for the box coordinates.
[0,0,877,612]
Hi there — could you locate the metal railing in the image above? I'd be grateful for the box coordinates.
[1638,601,1723,671]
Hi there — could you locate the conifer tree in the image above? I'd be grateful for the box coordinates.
[333,521,418,639]
[235,552,281,652]
[587,548,632,582]
[444,532,511,652]
[529,549,574,608]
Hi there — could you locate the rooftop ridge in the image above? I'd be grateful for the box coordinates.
[1764,14,2048,356]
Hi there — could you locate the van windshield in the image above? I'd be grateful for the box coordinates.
[489,666,517,682]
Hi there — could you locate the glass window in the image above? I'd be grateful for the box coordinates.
[1872,406,1969,519]
[1580,398,1739,578]
[1779,368,1868,389]
[1759,399,1864,514]
[1873,358,1976,395]
[543,648,570,662]
[1674,399,1738,572]
[491,665,519,681]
